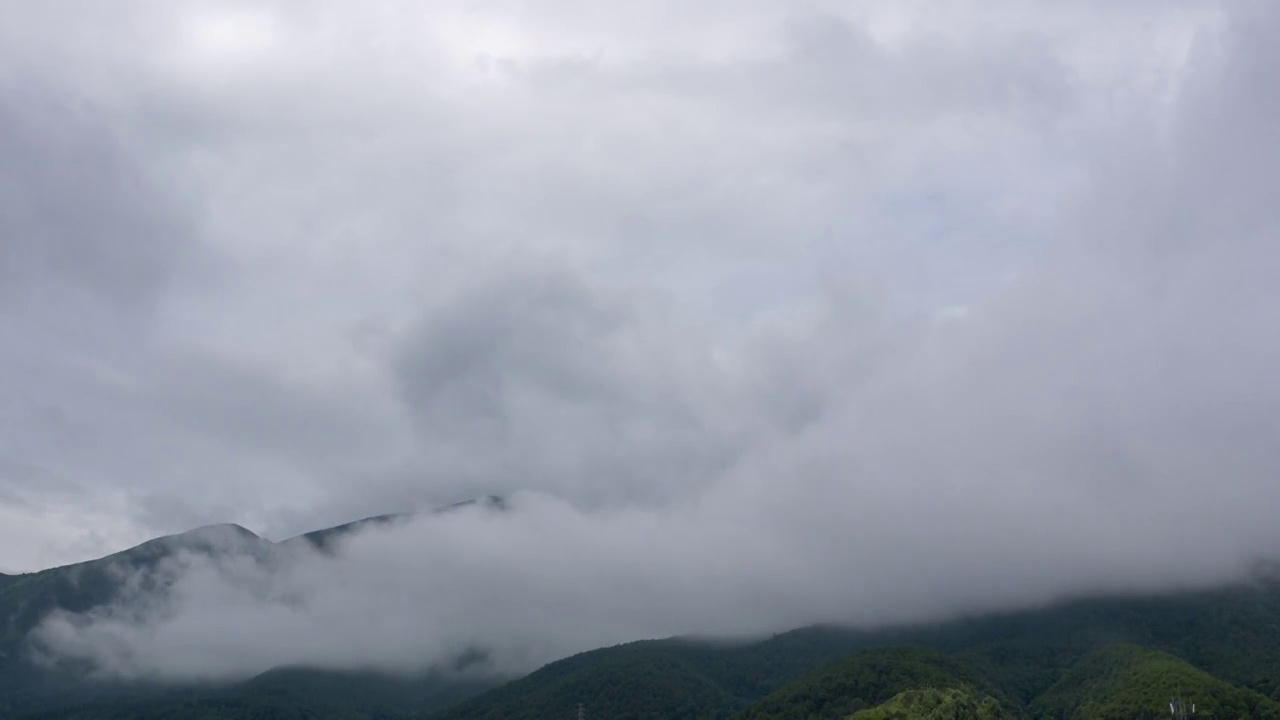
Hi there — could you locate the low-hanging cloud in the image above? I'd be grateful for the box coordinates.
[11,0,1280,686]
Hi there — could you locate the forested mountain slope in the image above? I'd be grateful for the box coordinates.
[435,575,1280,720]
[4,515,1280,719]
[0,513,502,719]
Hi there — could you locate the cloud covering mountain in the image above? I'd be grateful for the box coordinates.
[3,0,1279,684]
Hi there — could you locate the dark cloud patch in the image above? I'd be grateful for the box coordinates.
[391,268,757,507]
[0,80,187,312]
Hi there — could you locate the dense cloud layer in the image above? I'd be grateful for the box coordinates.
[4,0,1279,684]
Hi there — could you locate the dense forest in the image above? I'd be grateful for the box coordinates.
[425,573,1280,720]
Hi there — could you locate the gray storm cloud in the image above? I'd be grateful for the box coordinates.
[6,0,1280,685]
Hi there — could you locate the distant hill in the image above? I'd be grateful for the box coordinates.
[17,668,496,720]
[12,581,1280,719]
[432,576,1280,720]
[732,646,1011,720]
[4,506,1280,719]
[434,640,746,720]
[733,642,1280,720]
[0,523,283,715]
[431,628,896,720]
[0,507,507,719]
[1033,644,1280,720]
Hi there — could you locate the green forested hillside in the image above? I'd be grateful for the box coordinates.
[851,686,1007,720]
[4,516,1280,720]
[433,577,1280,720]
[862,577,1280,703]
[731,647,1008,720]
[1032,645,1280,720]
[732,642,1277,720]
[433,643,741,720]
[431,630,882,720]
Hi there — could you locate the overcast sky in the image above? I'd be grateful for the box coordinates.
[3,0,1280,678]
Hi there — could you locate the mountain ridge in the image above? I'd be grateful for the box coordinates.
[432,576,1280,720]
[3,503,1279,719]
[0,497,512,718]
[3,495,512,580]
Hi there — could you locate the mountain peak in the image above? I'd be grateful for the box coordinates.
[151,522,263,550]
[183,523,261,539]
[114,522,269,567]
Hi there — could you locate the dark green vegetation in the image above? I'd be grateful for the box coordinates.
[1032,645,1280,720]
[434,573,1280,720]
[851,686,1006,720]
[729,641,1279,720]
[16,670,495,720]
[432,629,886,720]
[732,647,1012,720]
[3,515,1280,719]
